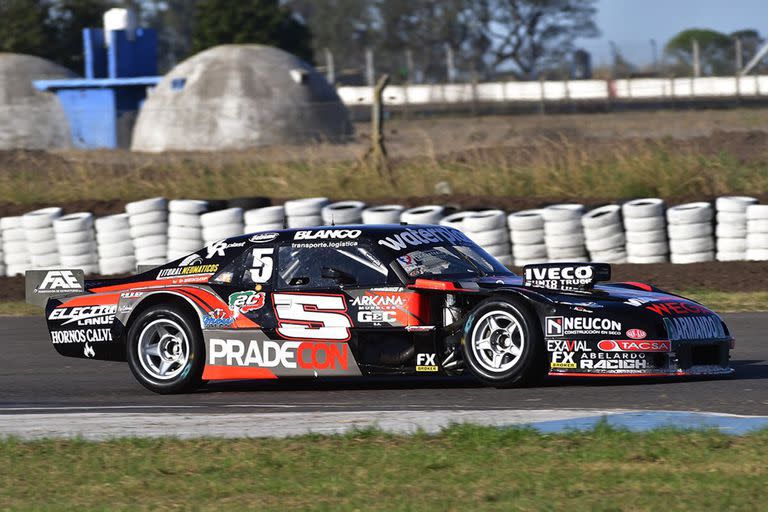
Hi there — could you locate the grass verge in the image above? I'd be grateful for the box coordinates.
[0,291,765,318]
[2,135,767,205]
[1,424,767,511]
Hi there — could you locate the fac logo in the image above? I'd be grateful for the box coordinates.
[37,270,80,292]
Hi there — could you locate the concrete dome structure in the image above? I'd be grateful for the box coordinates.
[0,53,74,149]
[131,45,352,152]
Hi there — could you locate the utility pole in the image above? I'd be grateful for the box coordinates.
[365,48,375,86]
[735,37,743,73]
[445,43,456,83]
[324,48,335,85]
[692,39,700,77]
[405,49,414,83]
[650,39,658,73]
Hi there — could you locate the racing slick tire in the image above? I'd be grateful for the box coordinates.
[127,304,205,394]
[462,298,545,388]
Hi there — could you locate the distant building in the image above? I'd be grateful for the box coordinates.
[131,44,352,152]
[0,53,74,150]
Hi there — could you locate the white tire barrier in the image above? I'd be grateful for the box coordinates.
[715,196,755,262]
[461,209,513,264]
[53,212,97,273]
[400,205,445,225]
[623,198,668,264]
[167,199,208,262]
[286,215,323,228]
[508,210,546,266]
[126,198,168,267]
[321,201,366,225]
[667,202,714,264]
[245,206,285,234]
[362,205,405,224]
[284,197,329,228]
[746,205,768,261]
[543,204,586,261]
[23,207,62,270]
[96,213,133,275]
[583,205,626,262]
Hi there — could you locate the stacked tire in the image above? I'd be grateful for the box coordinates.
[200,208,244,246]
[508,210,547,266]
[245,205,285,233]
[362,204,405,224]
[321,201,366,225]
[746,204,768,261]
[400,205,445,225]
[581,205,627,263]
[96,214,135,275]
[667,202,714,264]
[543,204,587,262]
[127,197,168,266]
[715,196,757,261]
[1,217,26,276]
[623,198,669,264]
[24,207,62,270]
[284,197,329,228]
[462,210,512,266]
[54,213,98,274]
[167,200,208,261]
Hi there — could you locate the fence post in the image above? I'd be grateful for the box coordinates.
[692,39,701,77]
[365,48,375,86]
[324,48,335,85]
[366,74,391,180]
[445,43,456,83]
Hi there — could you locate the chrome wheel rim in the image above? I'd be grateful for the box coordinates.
[470,310,525,373]
[137,319,190,380]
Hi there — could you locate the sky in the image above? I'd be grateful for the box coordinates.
[578,0,768,66]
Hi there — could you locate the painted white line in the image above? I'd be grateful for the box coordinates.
[0,405,204,412]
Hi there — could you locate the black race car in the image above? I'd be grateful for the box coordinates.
[26,225,734,394]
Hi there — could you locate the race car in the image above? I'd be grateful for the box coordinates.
[26,225,734,394]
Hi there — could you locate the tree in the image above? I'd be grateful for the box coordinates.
[46,0,114,73]
[478,0,599,79]
[191,0,313,62]
[0,0,51,58]
[731,29,765,73]
[665,28,731,76]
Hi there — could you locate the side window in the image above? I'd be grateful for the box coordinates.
[277,244,389,289]
[210,245,276,286]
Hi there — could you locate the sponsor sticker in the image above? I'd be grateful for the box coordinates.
[357,311,396,323]
[377,227,472,251]
[416,353,438,372]
[203,309,234,328]
[598,340,671,352]
[580,359,650,370]
[645,301,710,316]
[663,315,726,341]
[25,269,85,307]
[50,328,112,344]
[550,361,577,369]
[294,229,361,240]
[545,316,622,337]
[626,328,647,340]
[49,305,116,326]
[525,265,594,291]
[206,240,247,258]
[208,338,349,370]
[546,340,590,352]
[228,291,266,314]
[250,232,279,243]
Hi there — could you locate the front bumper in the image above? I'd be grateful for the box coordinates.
[548,338,734,377]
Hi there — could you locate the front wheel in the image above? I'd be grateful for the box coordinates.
[126,305,205,394]
[462,298,545,388]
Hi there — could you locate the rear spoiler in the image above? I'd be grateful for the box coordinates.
[25,269,85,307]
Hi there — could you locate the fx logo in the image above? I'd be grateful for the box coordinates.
[551,351,575,365]
[416,353,438,371]
[38,270,80,291]
[545,316,564,337]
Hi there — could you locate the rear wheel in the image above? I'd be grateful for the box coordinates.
[462,298,545,387]
[126,305,204,394]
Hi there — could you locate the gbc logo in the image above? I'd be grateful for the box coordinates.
[38,271,80,291]
[357,311,395,323]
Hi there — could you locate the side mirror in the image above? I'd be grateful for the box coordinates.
[321,266,356,285]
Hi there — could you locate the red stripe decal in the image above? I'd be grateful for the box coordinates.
[202,365,277,380]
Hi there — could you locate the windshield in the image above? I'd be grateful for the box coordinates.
[395,245,512,280]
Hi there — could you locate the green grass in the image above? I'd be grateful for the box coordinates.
[0,300,42,316]
[1,424,767,511]
[682,290,768,313]
[3,136,768,204]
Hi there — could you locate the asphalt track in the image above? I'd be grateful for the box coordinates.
[1,313,766,417]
